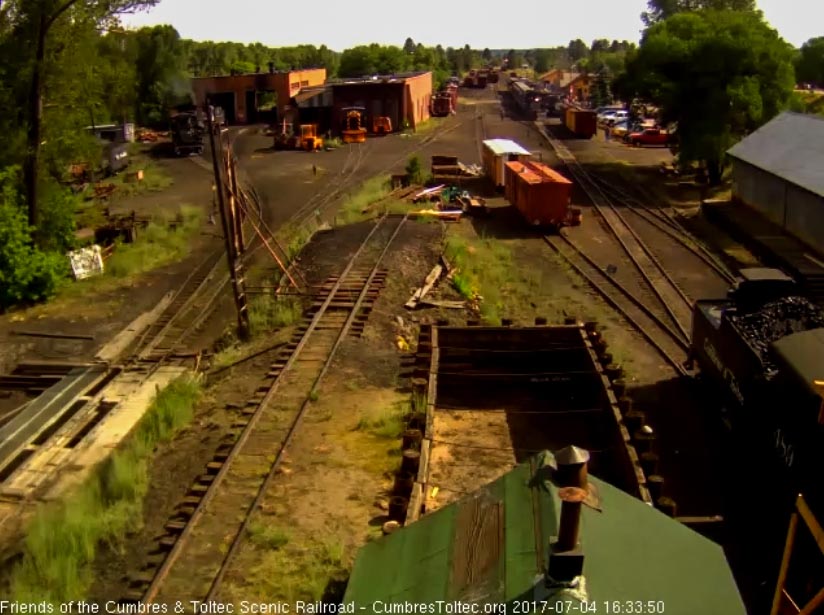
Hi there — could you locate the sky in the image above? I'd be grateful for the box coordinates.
[119,0,822,50]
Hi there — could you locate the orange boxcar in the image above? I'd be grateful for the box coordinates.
[504,161,573,227]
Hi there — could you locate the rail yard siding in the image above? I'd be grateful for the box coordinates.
[732,160,824,255]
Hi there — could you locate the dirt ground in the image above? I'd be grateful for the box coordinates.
[88,211,446,603]
[10,83,765,605]
[419,88,730,519]
[88,326,298,602]
[0,154,221,418]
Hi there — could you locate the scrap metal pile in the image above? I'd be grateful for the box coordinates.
[728,296,824,367]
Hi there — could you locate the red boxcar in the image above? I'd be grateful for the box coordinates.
[504,161,573,227]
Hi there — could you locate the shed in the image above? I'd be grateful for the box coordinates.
[726,112,824,254]
[329,71,432,133]
[482,139,531,189]
[344,451,746,614]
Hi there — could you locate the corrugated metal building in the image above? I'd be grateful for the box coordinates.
[344,450,747,614]
[328,71,432,133]
[727,112,824,255]
[191,67,327,125]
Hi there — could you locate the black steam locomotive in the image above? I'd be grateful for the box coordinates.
[689,268,824,610]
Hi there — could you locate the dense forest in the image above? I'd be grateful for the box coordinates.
[0,0,821,309]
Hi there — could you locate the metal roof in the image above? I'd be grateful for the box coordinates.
[727,112,824,198]
[293,86,329,104]
[482,139,531,156]
[344,453,747,613]
[771,328,824,397]
[328,71,431,86]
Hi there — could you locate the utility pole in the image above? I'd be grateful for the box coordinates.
[205,100,250,341]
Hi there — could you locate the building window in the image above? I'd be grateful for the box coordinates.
[291,82,299,91]
[300,80,309,87]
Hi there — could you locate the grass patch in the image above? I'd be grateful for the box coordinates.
[21,206,203,320]
[354,401,406,439]
[226,532,348,604]
[248,294,303,336]
[335,175,392,226]
[285,226,313,261]
[406,117,443,137]
[108,158,173,197]
[212,345,245,369]
[8,375,201,603]
[105,205,202,278]
[247,521,290,549]
[444,233,513,324]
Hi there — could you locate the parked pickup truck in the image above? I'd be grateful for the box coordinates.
[628,128,674,147]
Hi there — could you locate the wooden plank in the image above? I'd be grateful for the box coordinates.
[447,491,505,603]
[11,330,94,341]
[407,482,423,523]
[771,512,799,615]
[798,587,824,615]
[418,299,466,309]
[405,264,444,309]
[796,495,824,555]
[418,438,431,485]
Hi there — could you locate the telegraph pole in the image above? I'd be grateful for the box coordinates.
[205,100,250,341]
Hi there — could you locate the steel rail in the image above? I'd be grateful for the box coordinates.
[554,234,690,351]
[591,176,736,284]
[140,214,401,604]
[566,162,693,343]
[544,237,688,375]
[205,213,408,599]
[533,123,693,343]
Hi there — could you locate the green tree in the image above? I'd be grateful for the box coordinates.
[625,10,795,183]
[338,45,377,77]
[405,155,422,184]
[534,49,552,74]
[0,166,65,309]
[796,37,824,86]
[12,0,157,235]
[482,47,491,61]
[641,0,756,25]
[590,69,612,107]
[567,39,589,62]
[403,37,415,54]
[134,25,189,126]
[591,39,610,54]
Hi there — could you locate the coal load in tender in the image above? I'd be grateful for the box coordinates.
[728,296,824,372]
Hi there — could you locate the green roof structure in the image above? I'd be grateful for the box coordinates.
[344,452,746,615]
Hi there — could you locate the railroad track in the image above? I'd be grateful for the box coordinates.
[125,247,228,367]
[587,175,737,285]
[535,126,695,346]
[545,234,690,374]
[123,213,408,605]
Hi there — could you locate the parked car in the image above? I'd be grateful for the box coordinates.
[599,110,628,126]
[628,128,674,147]
[611,120,630,137]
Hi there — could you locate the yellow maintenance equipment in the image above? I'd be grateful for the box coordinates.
[300,124,323,151]
[342,108,367,144]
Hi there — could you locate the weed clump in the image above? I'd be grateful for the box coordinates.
[106,205,202,278]
[444,234,512,325]
[248,294,303,336]
[9,375,202,603]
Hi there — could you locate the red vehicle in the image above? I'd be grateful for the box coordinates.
[628,128,674,147]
